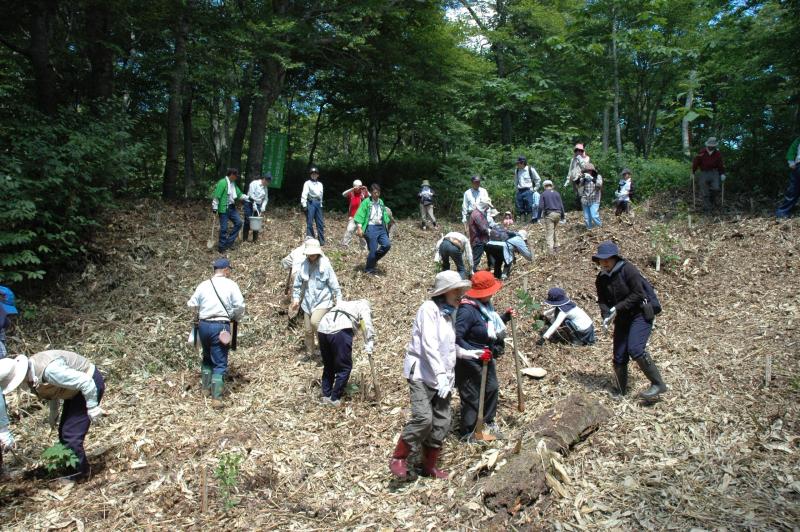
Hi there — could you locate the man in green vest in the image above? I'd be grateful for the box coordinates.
[212,168,246,253]
[354,183,393,275]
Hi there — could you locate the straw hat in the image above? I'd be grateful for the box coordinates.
[421,180,430,187]
[430,271,472,297]
[303,239,323,256]
[0,355,28,393]
[465,271,503,299]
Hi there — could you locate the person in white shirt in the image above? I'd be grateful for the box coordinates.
[514,155,542,223]
[389,271,474,481]
[300,167,325,245]
[316,299,375,406]
[434,232,473,279]
[187,258,245,406]
[461,175,490,232]
[243,173,271,242]
[537,287,595,346]
[290,239,342,358]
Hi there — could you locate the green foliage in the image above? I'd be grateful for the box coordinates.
[40,443,79,474]
[214,452,243,511]
[649,223,682,270]
[515,289,545,331]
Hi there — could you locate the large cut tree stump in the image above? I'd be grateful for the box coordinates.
[482,394,611,515]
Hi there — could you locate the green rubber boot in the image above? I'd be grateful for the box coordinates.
[201,365,212,393]
[211,374,224,409]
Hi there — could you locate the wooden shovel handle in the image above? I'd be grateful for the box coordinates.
[475,358,489,435]
[510,319,525,412]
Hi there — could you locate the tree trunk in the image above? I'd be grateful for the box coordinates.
[182,85,195,197]
[602,103,611,154]
[611,17,623,156]
[161,7,189,200]
[682,69,696,157]
[367,108,380,165]
[230,91,251,174]
[28,0,59,115]
[211,95,230,179]
[286,92,294,161]
[482,394,611,519]
[307,101,325,167]
[84,0,114,106]
[246,57,286,179]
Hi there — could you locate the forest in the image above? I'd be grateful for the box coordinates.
[1,0,798,282]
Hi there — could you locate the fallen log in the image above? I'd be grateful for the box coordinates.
[482,394,611,515]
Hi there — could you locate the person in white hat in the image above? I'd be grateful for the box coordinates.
[0,356,28,454]
[564,143,590,209]
[341,179,368,249]
[2,352,106,480]
[389,271,474,481]
[692,137,726,213]
[290,239,342,358]
[461,176,490,232]
[418,180,438,230]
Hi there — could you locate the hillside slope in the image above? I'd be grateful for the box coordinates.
[1,200,798,530]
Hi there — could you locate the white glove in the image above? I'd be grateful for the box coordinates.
[457,348,482,360]
[559,219,566,225]
[0,428,15,451]
[435,374,451,399]
[487,322,497,340]
[364,342,374,355]
[602,307,617,330]
[240,194,249,201]
[720,174,726,182]
[87,406,104,422]
[789,162,797,170]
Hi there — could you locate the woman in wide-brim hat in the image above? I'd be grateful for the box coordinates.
[454,271,513,440]
[390,271,473,481]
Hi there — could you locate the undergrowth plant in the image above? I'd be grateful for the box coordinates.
[41,443,79,474]
[215,452,243,511]
[649,223,681,270]
[516,289,546,332]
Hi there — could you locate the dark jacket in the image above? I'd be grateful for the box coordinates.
[537,189,565,221]
[455,297,511,357]
[595,260,646,319]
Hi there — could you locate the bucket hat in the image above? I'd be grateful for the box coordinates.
[583,162,596,173]
[465,271,503,299]
[0,286,17,315]
[574,143,585,151]
[542,179,553,188]
[0,355,28,393]
[421,180,430,187]
[430,271,472,297]
[592,241,621,262]
[543,287,571,307]
[353,179,362,187]
[620,168,632,176]
[303,239,323,256]
[705,137,718,148]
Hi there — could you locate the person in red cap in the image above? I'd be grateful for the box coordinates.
[454,271,513,440]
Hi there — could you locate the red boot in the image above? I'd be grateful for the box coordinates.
[389,438,412,479]
[421,446,449,479]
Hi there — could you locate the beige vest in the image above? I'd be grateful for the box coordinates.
[30,350,94,400]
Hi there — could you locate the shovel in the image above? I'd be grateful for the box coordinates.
[509,319,525,412]
[366,349,381,402]
[511,328,547,379]
[472,358,496,442]
[206,214,216,250]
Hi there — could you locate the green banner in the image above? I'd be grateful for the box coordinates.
[263,131,288,188]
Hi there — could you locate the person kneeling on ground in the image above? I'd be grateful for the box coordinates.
[1,352,105,480]
[316,299,375,407]
[389,271,472,480]
[537,287,595,346]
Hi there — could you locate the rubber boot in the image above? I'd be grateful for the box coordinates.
[389,438,412,479]
[421,446,449,479]
[211,374,225,409]
[611,363,628,399]
[201,365,212,394]
[635,353,668,400]
[252,231,259,242]
[242,227,249,242]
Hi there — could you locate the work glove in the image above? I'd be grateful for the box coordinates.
[435,374,451,399]
[479,348,492,363]
[0,428,15,451]
[457,348,482,360]
[501,307,515,323]
[602,307,617,330]
[720,174,727,182]
[87,406,104,422]
[486,322,497,340]
[364,342,374,355]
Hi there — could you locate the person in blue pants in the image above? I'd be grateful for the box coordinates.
[301,167,325,245]
[777,137,800,218]
[354,184,393,275]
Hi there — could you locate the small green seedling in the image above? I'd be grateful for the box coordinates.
[41,443,79,473]
[516,289,546,331]
[214,452,243,511]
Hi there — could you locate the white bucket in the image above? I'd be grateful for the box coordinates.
[248,216,263,231]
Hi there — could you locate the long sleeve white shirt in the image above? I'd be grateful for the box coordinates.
[403,300,458,388]
[42,358,100,408]
[515,165,542,190]
[433,232,474,274]
[300,180,324,208]
[317,299,375,353]
[292,256,342,313]
[543,306,594,339]
[187,275,245,321]
[281,245,312,278]
[461,186,490,223]
[247,180,268,212]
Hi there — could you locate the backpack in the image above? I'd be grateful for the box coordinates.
[620,265,662,317]
[419,186,434,206]
[489,226,510,241]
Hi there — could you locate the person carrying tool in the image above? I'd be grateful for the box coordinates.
[301,167,326,245]
[537,287,595,346]
[564,143,590,209]
[0,286,17,359]
[418,180,438,230]
[692,137,726,214]
[776,136,800,219]
[593,241,667,400]
[242,173,271,243]
[1,352,106,480]
[535,180,566,253]
[316,300,375,407]
[187,258,245,407]
[455,271,513,440]
[461,176,490,231]
[468,198,493,273]
[211,168,247,253]
[341,179,368,249]
[514,155,542,223]
[354,184,393,275]
[389,271,473,480]
[434,231,473,280]
[290,239,342,358]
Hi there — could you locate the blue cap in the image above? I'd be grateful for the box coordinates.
[592,241,621,262]
[517,155,527,164]
[263,172,273,180]
[212,258,231,270]
[0,286,17,315]
[544,287,570,307]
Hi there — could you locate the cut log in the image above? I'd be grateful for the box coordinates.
[482,394,611,515]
